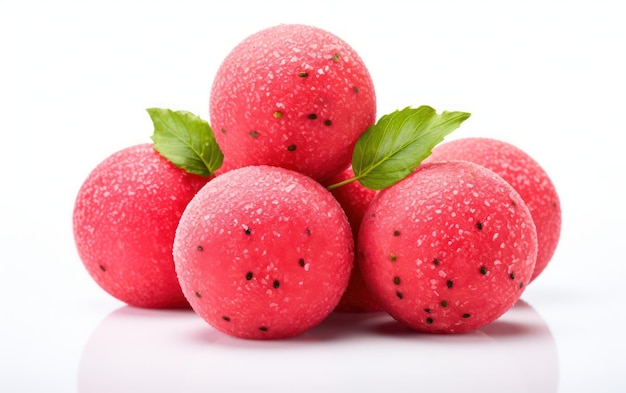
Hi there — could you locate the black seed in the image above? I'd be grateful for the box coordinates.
[476,221,483,230]
[353,86,359,93]
[462,313,471,318]
[424,308,431,313]
[195,291,202,298]
[221,128,227,134]
[305,228,312,236]
[287,144,297,151]
[433,258,441,266]
[509,272,515,280]
[446,280,454,289]
[245,272,253,280]
[480,266,488,275]
[396,291,403,299]
[273,280,280,289]
[332,53,340,62]
[324,119,332,126]
[259,326,268,332]
[98,264,106,272]
[393,230,401,237]
[250,131,259,138]
[426,317,434,324]
[393,277,401,285]
[520,282,525,289]
[197,245,204,252]
[298,72,308,77]
[244,227,251,235]
[389,253,397,262]
[308,113,317,120]
[274,111,283,119]
[298,258,305,267]
[441,301,448,307]
[222,316,230,322]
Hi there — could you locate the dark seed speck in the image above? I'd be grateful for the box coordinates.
[259,326,268,332]
[462,313,471,318]
[426,317,434,324]
[245,272,253,280]
[393,277,401,285]
[273,280,280,289]
[308,114,317,120]
[396,291,403,299]
[287,144,297,152]
[98,264,106,272]
[393,230,401,237]
[447,280,454,289]
[222,316,231,321]
[476,221,483,230]
[480,266,488,275]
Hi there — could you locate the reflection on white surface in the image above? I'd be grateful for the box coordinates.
[78,299,558,392]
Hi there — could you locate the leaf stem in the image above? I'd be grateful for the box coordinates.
[326,176,359,191]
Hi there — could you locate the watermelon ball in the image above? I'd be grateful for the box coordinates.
[209,24,376,182]
[73,143,209,308]
[426,137,561,282]
[358,161,538,333]
[173,165,354,339]
[325,166,383,313]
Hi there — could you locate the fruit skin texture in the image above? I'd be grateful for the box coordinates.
[425,137,560,282]
[73,144,209,308]
[358,161,538,333]
[173,165,354,339]
[210,24,376,182]
[326,167,383,312]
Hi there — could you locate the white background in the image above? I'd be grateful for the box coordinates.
[1,1,624,392]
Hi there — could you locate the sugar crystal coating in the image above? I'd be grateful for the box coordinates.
[426,137,561,281]
[174,165,354,339]
[358,161,538,333]
[210,24,376,182]
[325,166,383,312]
[73,144,209,308]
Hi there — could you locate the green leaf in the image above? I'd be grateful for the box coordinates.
[351,106,470,190]
[147,108,223,177]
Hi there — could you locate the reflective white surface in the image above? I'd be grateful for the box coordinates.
[77,300,558,393]
[1,1,625,392]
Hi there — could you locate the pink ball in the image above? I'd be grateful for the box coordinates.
[174,166,354,339]
[210,24,376,182]
[326,167,383,313]
[359,161,537,333]
[426,137,561,281]
[73,144,209,308]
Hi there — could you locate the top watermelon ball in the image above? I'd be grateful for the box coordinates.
[209,24,377,182]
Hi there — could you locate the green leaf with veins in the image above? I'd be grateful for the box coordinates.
[332,106,470,191]
[147,108,223,177]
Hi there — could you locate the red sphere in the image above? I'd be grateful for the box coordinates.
[73,144,209,308]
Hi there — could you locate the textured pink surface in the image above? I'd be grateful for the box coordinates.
[426,137,561,282]
[73,144,209,308]
[358,162,538,333]
[210,24,376,182]
[174,166,354,339]
[326,167,383,312]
